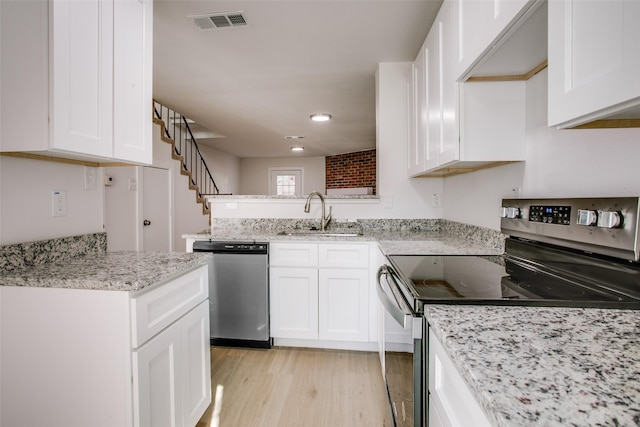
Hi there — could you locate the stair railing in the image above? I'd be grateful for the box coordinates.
[153,101,222,197]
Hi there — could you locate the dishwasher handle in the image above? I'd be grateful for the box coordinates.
[377,265,413,329]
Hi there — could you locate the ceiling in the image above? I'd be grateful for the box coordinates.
[153,0,443,159]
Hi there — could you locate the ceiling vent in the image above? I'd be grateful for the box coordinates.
[191,12,247,30]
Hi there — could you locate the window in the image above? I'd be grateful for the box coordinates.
[269,168,303,196]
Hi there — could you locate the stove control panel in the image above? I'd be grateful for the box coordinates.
[500,197,640,261]
[529,205,571,225]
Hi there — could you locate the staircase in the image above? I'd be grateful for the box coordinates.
[153,100,223,216]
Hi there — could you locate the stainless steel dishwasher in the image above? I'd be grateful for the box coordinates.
[192,240,271,348]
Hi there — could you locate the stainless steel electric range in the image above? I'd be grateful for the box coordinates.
[377,197,640,427]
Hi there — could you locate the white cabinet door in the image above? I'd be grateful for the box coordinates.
[457,0,488,79]
[181,301,212,427]
[318,268,370,342]
[51,0,114,158]
[548,0,640,127]
[426,0,459,170]
[133,318,183,427]
[113,0,153,164]
[486,0,531,41]
[425,23,442,172]
[133,301,210,427]
[270,267,319,339]
[408,45,428,177]
[438,0,460,168]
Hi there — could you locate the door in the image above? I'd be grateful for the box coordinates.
[142,166,171,251]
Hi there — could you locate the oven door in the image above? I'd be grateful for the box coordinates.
[377,265,424,427]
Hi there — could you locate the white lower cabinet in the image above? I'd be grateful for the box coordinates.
[134,300,211,427]
[428,328,492,427]
[0,265,211,427]
[318,268,370,342]
[270,242,372,349]
[270,266,319,339]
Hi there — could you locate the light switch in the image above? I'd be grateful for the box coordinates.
[52,190,67,217]
[84,167,97,190]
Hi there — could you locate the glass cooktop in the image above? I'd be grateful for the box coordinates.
[387,253,640,310]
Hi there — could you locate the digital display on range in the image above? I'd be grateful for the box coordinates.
[529,205,571,225]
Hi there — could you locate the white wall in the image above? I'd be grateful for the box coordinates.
[444,69,640,230]
[199,144,240,195]
[0,156,105,245]
[239,156,325,195]
[210,62,443,220]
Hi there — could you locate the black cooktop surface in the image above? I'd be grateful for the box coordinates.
[387,249,640,310]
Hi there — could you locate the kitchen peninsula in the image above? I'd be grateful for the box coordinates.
[0,234,213,427]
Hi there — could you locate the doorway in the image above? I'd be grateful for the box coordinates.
[142,166,172,251]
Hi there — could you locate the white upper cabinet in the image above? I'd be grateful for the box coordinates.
[548,0,640,128]
[409,0,527,177]
[456,0,540,80]
[0,0,153,164]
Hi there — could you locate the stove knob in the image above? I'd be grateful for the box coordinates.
[506,207,521,219]
[597,210,622,229]
[577,209,598,226]
[499,207,508,218]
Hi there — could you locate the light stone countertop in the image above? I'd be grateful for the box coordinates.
[425,305,640,427]
[183,229,504,256]
[0,251,212,291]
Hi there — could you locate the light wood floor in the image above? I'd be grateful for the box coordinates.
[196,346,390,427]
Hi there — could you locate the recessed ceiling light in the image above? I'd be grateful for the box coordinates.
[310,113,332,122]
[285,135,305,140]
[291,146,304,152]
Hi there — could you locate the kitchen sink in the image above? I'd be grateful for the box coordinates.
[277,229,363,237]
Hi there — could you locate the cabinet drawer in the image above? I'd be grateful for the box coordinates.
[131,265,208,348]
[270,243,318,267]
[319,244,369,269]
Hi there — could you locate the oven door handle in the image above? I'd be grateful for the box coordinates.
[377,265,413,329]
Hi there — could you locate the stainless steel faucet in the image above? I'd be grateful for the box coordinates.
[304,191,332,231]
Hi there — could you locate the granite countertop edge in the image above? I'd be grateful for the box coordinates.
[424,305,640,427]
[0,252,212,292]
[182,230,504,256]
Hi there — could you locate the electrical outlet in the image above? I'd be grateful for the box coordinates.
[431,193,441,207]
[52,190,67,217]
[129,179,137,191]
[381,196,393,209]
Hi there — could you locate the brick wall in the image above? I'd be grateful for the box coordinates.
[325,149,376,195]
